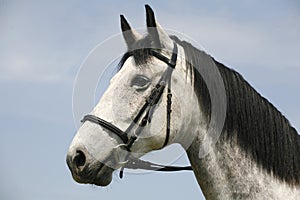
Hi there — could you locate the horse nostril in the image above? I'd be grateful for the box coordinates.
[74,150,86,168]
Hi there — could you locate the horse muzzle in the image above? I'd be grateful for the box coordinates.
[66,146,114,186]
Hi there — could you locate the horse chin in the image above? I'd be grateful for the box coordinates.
[92,165,114,186]
[70,162,114,187]
[91,175,112,187]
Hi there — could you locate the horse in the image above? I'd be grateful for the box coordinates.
[66,5,300,199]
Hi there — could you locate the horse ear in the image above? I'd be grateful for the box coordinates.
[145,5,157,29]
[145,5,160,48]
[145,5,173,50]
[120,15,142,49]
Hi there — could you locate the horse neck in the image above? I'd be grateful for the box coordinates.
[186,129,300,200]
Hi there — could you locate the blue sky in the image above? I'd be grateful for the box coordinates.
[0,1,299,200]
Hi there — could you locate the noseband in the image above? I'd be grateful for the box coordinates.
[81,42,192,178]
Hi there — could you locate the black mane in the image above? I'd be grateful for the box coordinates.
[118,35,300,185]
[171,36,300,185]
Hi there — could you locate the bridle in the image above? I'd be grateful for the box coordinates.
[81,42,192,178]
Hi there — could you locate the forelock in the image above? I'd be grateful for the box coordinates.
[119,35,162,70]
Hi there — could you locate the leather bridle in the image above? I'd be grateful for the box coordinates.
[81,42,192,178]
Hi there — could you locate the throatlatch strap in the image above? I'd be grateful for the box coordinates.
[164,87,172,148]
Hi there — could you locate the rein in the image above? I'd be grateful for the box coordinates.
[81,42,193,178]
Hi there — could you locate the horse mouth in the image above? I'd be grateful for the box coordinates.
[91,163,114,186]
[68,158,114,187]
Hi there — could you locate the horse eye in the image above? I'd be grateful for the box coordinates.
[131,75,150,89]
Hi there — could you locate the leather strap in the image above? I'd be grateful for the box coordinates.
[81,115,129,143]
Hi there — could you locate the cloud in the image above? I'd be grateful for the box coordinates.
[162,12,299,67]
[0,1,117,83]
[1,0,299,85]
